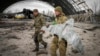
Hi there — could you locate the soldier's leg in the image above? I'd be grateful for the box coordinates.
[33,31,39,51]
[38,33,47,48]
[59,38,67,56]
[50,35,58,56]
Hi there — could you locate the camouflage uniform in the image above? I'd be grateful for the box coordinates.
[50,6,68,56]
[33,13,47,51]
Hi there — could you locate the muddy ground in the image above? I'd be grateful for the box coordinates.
[0,19,100,56]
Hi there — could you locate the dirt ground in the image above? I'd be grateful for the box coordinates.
[0,20,100,56]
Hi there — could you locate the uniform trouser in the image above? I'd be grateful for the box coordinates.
[34,28,47,50]
[50,35,67,56]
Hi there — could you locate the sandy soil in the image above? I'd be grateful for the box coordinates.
[0,20,100,56]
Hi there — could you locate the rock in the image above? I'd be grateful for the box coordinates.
[94,33,96,37]
[36,50,48,56]
[98,53,100,56]
[68,53,71,56]
[82,38,84,40]
[71,48,79,54]
[93,38,97,41]
[72,49,79,54]
[22,51,25,54]
[0,54,2,56]
[83,30,87,33]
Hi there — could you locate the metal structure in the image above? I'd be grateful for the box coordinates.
[44,0,93,15]
[48,0,94,22]
[68,0,88,13]
[67,0,94,22]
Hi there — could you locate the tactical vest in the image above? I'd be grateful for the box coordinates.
[34,14,45,28]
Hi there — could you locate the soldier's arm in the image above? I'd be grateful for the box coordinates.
[40,16,46,26]
[62,16,67,23]
[30,19,35,29]
[51,19,57,25]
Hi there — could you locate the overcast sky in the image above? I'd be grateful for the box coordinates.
[85,0,100,13]
[3,0,100,14]
[3,0,54,16]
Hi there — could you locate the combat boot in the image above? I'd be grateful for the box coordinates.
[44,43,47,49]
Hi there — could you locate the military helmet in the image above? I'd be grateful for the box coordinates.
[55,6,63,13]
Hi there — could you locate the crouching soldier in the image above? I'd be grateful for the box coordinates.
[32,9,47,52]
[50,6,68,56]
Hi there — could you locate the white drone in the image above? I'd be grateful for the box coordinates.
[41,18,84,54]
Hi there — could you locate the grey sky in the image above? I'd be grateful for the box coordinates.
[85,0,100,13]
[3,0,100,14]
[3,0,54,16]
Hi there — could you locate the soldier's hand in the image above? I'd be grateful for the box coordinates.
[46,24,50,28]
[40,30,45,33]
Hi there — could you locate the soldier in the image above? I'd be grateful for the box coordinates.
[32,9,47,52]
[50,6,68,56]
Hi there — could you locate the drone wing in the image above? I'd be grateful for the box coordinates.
[62,18,84,54]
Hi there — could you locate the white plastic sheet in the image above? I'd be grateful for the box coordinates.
[41,18,84,54]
